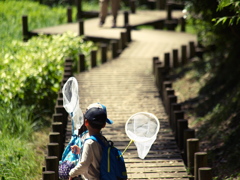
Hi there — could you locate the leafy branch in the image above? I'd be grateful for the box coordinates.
[213,0,240,26]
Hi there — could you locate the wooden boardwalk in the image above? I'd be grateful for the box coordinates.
[59,10,197,180]
[63,32,196,180]
[30,10,184,40]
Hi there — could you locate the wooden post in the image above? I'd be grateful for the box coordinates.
[47,143,60,159]
[65,57,73,65]
[161,81,172,101]
[78,54,85,72]
[49,132,61,144]
[124,11,129,27]
[52,113,63,123]
[152,57,159,75]
[130,0,136,13]
[173,110,184,140]
[91,50,97,68]
[64,67,72,77]
[177,119,188,150]
[154,59,162,87]
[198,167,212,180]
[172,49,179,68]
[22,15,29,42]
[78,19,84,36]
[194,152,208,180]
[57,98,63,106]
[164,53,170,69]
[167,4,172,20]
[45,156,59,180]
[155,65,165,90]
[42,171,55,180]
[120,32,127,50]
[156,0,166,10]
[76,0,82,20]
[180,17,186,32]
[167,95,177,121]
[154,58,162,69]
[126,25,132,42]
[58,91,63,98]
[189,41,195,59]
[183,129,195,164]
[101,43,107,63]
[181,45,187,65]
[170,103,181,129]
[111,40,118,59]
[187,138,199,175]
[49,132,62,154]
[165,88,174,115]
[52,122,64,137]
[67,7,72,23]
[55,105,68,128]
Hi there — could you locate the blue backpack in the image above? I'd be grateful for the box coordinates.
[58,119,88,180]
[86,135,128,180]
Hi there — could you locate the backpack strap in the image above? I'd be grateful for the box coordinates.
[85,135,107,148]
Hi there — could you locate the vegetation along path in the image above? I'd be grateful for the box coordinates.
[70,27,197,179]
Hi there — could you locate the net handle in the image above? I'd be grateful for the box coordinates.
[122,139,134,155]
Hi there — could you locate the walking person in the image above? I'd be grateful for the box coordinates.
[99,0,120,28]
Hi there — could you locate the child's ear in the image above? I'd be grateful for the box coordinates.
[85,119,89,126]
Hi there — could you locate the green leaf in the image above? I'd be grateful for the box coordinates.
[215,17,229,25]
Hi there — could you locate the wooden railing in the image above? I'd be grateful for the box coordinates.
[153,41,213,180]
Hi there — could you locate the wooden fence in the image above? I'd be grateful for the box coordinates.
[152,41,212,180]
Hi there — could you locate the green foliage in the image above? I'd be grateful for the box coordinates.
[0,1,96,179]
[0,0,72,47]
[0,32,95,113]
[184,0,240,48]
[0,134,43,180]
[212,0,240,26]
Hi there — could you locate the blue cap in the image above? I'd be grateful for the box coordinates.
[84,107,107,125]
[86,103,113,124]
[98,103,113,124]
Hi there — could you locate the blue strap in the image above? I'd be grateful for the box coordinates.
[85,135,106,148]
[70,112,74,135]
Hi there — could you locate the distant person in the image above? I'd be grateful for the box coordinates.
[68,103,113,180]
[99,0,120,28]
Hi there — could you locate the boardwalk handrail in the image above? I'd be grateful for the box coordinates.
[152,41,212,180]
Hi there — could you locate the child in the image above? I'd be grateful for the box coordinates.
[69,104,113,180]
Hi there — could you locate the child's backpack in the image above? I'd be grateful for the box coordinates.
[86,135,128,180]
[58,120,88,180]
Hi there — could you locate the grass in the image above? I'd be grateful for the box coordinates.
[0,130,50,180]
[0,103,50,180]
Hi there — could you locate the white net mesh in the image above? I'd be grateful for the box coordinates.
[62,77,83,131]
[125,112,160,159]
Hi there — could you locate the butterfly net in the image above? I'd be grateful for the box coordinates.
[62,77,83,131]
[125,112,160,159]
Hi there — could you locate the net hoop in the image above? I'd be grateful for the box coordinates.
[125,112,160,143]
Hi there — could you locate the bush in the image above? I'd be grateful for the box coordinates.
[0,32,95,114]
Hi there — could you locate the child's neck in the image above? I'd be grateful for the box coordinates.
[88,127,101,136]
